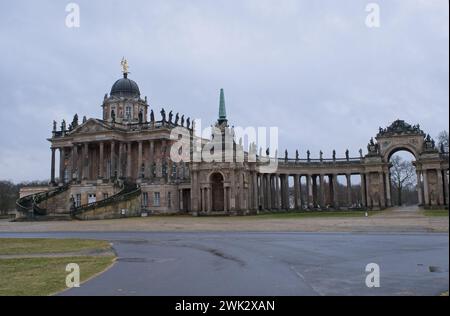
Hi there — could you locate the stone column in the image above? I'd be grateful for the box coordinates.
[332,174,339,208]
[191,170,199,212]
[148,141,155,180]
[312,175,318,207]
[66,148,73,183]
[379,172,386,208]
[50,148,56,184]
[253,172,258,211]
[360,173,366,207]
[273,174,279,210]
[444,170,449,206]
[207,187,212,213]
[78,145,83,181]
[118,142,123,178]
[266,174,272,210]
[126,142,132,178]
[59,147,65,184]
[199,188,203,212]
[346,174,352,208]
[240,172,245,210]
[320,174,326,208]
[385,172,391,207]
[110,141,116,179]
[137,141,143,179]
[328,175,333,206]
[365,173,371,208]
[416,170,423,206]
[99,142,104,179]
[284,174,290,210]
[224,187,228,212]
[294,174,300,209]
[423,170,430,206]
[259,174,265,210]
[83,143,89,180]
[306,175,313,208]
[437,169,444,205]
[298,175,303,209]
[72,145,78,181]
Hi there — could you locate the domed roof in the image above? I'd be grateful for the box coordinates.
[110,73,140,98]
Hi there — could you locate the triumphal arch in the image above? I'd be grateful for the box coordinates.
[16,63,449,220]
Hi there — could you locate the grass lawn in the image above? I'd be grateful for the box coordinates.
[0,256,114,295]
[422,209,449,217]
[253,210,376,219]
[0,238,115,296]
[0,238,111,255]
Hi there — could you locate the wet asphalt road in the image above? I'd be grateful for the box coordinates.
[0,232,448,296]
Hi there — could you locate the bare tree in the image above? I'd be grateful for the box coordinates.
[437,130,449,152]
[390,156,416,206]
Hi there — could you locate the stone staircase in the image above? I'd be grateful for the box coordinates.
[72,182,141,220]
[15,184,70,221]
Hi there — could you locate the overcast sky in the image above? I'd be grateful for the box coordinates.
[0,0,448,182]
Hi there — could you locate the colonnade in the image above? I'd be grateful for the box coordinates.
[50,139,189,184]
[256,173,360,210]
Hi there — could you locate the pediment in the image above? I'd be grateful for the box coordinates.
[69,119,112,135]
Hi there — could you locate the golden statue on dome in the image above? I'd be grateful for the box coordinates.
[121,57,129,74]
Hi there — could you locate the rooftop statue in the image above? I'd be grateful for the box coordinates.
[175,113,179,126]
[186,117,191,129]
[307,150,311,161]
[72,114,79,128]
[180,115,185,127]
[160,108,166,122]
[168,111,173,123]
[150,110,155,122]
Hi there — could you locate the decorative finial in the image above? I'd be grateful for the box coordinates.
[121,57,129,77]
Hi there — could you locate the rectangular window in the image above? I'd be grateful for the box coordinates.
[103,193,109,200]
[75,194,81,207]
[142,192,148,207]
[88,194,96,204]
[167,192,172,208]
[153,192,160,207]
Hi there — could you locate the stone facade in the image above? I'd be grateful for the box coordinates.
[17,70,450,220]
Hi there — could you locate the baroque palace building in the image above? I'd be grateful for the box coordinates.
[16,63,449,220]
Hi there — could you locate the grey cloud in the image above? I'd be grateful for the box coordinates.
[0,0,448,181]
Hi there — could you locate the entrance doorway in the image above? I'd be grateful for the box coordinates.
[211,173,225,211]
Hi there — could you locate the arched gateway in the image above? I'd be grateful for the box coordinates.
[373,120,449,208]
